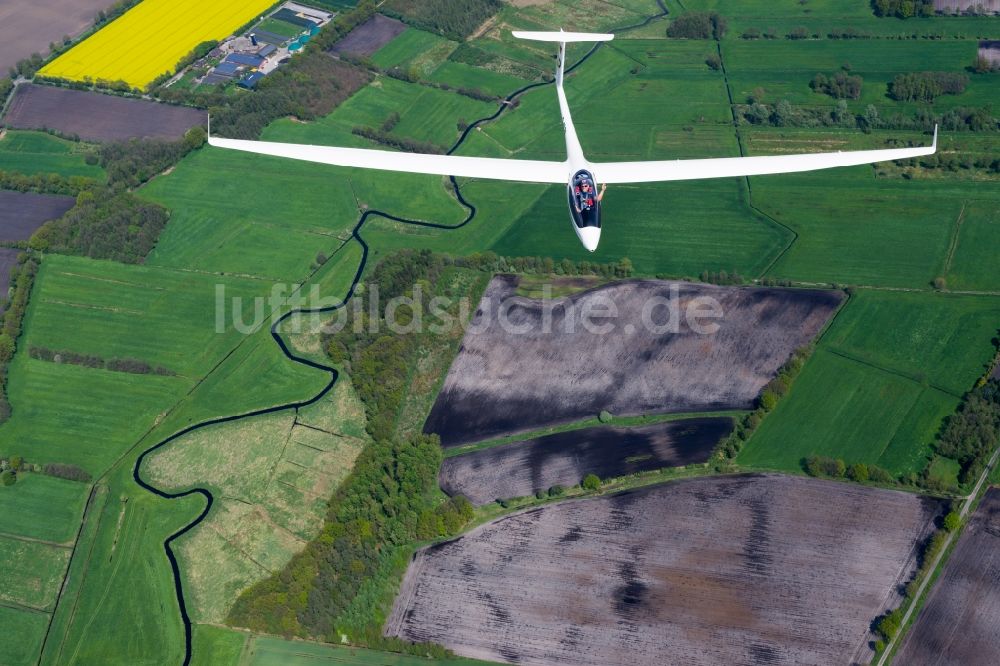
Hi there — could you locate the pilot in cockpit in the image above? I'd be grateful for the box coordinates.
[574,178,606,213]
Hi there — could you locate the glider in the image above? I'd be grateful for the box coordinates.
[208,30,938,252]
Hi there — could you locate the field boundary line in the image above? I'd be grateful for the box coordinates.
[879,447,1000,666]
[824,347,962,399]
[0,531,73,549]
[0,599,49,616]
[39,485,108,666]
[942,201,967,277]
[712,40,797,278]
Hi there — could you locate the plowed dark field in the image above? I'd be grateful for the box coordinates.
[895,488,1000,665]
[440,417,731,505]
[0,1,112,75]
[425,277,843,447]
[387,474,942,666]
[4,85,204,142]
[0,191,75,241]
[330,14,406,56]
[0,248,19,295]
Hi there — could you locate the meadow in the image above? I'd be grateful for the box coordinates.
[39,0,277,88]
[0,473,89,543]
[371,28,458,76]
[738,290,1000,474]
[0,130,103,180]
[145,378,366,623]
[0,605,49,666]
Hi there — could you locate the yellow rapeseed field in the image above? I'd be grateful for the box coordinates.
[39,0,277,89]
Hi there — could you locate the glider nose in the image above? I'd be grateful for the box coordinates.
[578,227,601,253]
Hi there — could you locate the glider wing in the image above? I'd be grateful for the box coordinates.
[594,126,938,184]
[206,135,570,184]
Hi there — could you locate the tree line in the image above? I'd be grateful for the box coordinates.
[0,255,39,423]
[872,0,936,18]
[935,378,1000,485]
[736,98,998,132]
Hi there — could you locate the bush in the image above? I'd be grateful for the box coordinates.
[535,489,546,500]
[805,455,846,478]
[811,71,864,100]
[598,410,613,423]
[868,465,894,483]
[705,54,721,71]
[943,511,961,532]
[1,470,15,486]
[876,607,903,640]
[847,463,870,482]
[582,474,601,491]
[933,276,947,290]
[548,485,565,498]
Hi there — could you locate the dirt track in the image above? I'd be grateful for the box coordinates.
[440,417,731,505]
[425,277,843,447]
[0,191,75,241]
[387,474,941,666]
[0,1,112,75]
[330,14,406,57]
[894,488,1000,665]
[4,84,204,142]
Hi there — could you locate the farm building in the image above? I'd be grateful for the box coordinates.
[273,7,319,29]
[251,30,289,45]
[980,41,1000,66]
[212,61,241,77]
[238,72,265,89]
[257,43,277,58]
[934,0,1000,12]
[227,53,265,68]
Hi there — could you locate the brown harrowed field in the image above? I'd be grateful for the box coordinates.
[895,487,1000,665]
[439,417,731,505]
[0,191,75,242]
[330,14,406,57]
[387,474,942,666]
[424,276,843,447]
[4,84,204,142]
[0,0,112,75]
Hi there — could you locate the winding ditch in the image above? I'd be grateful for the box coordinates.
[130,4,669,664]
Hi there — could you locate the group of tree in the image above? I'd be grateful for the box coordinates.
[29,191,169,264]
[934,379,1000,485]
[803,456,894,483]
[810,71,864,100]
[667,11,728,40]
[0,256,39,423]
[736,98,997,133]
[889,71,969,102]
[871,0,936,18]
[382,0,503,41]
[0,169,95,197]
[29,346,174,376]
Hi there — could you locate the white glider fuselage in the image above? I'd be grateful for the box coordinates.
[548,34,605,252]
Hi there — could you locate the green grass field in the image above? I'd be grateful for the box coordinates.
[0,474,89,543]
[0,605,50,666]
[371,28,458,76]
[739,290,1000,474]
[0,130,104,180]
[0,535,71,610]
